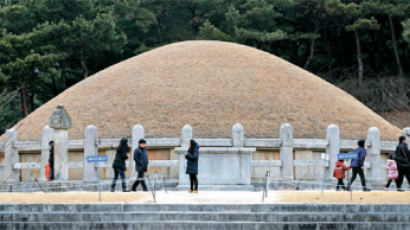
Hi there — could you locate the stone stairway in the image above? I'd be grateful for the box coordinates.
[1,203,409,229]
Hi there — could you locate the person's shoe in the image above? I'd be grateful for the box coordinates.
[384,187,389,191]
[188,190,193,193]
[346,186,351,191]
[143,188,148,192]
[193,190,198,193]
[111,188,115,192]
[397,188,405,192]
[363,187,371,192]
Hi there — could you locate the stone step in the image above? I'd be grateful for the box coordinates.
[1,211,408,223]
[0,221,408,230]
[1,204,409,213]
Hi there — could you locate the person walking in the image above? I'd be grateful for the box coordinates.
[131,139,148,192]
[48,141,54,181]
[333,159,350,191]
[347,139,371,191]
[111,138,130,192]
[394,136,410,192]
[384,153,399,191]
[185,139,199,193]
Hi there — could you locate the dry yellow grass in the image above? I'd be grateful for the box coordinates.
[0,192,151,204]
[1,191,409,204]
[275,191,410,204]
[1,40,401,141]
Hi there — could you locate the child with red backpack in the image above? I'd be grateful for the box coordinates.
[333,160,350,191]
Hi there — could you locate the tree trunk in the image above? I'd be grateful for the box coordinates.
[354,29,364,86]
[19,85,28,117]
[80,49,89,78]
[324,30,332,71]
[61,61,67,89]
[80,59,89,78]
[304,26,319,69]
[388,15,404,78]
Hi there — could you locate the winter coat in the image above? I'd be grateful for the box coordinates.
[351,147,366,168]
[333,161,350,179]
[386,160,398,180]
[113,148,129,171]
[394,143,410,169]
[186,145,199,175]
[134,147,149,172]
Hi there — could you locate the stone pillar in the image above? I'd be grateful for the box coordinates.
[1,129,20,183]
[84,125,98,181]
[232,123,244,147]
[367,127,381,181]
[132,124,144,178]
[179,125,192,184]
[326,124,340,180]
[40,126,53,181]
[403,128,410,150]
[280,123,294,180]
[49,104,72,181]
[181,124,192,148]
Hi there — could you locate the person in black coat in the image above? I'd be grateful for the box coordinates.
[394,136,410,192]
[185,139,199,193]
[48,141,54,181]
[131,139,148,191]
[111,138,130,192]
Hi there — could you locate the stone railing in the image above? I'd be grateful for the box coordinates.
[0,123,409,186]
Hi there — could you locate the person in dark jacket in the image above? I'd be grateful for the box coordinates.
[48,141,54,181]
[111,138,130,192]
[131,139,148,192]
[394,136,410,192]
[185,139,199,193]
[347,139,371,192]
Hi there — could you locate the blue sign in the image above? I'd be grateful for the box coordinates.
[338,152,357,160]
[87,155,108,163]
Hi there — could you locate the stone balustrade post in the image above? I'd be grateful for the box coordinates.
[178,125,192,184]
[181,124,193,148]
[40,126,53,181]
[367,127,381,181]
[403,128,410,150]
[132,124,144,178]
[326,124,340,180]
[49,104,72,181]
[232,123,244,147]
[84,125,98,181]
[280,123,294,180]
[1,129,20,183]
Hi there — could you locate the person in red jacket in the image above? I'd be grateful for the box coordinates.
[333,160,350,191]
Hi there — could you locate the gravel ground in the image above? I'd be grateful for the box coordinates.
[0,190,409,204]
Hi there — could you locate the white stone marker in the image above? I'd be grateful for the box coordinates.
[280,123,294,180]
[84,125,98,181]
[40,126,53,181]
[232,123,244,147]
[326,124,340,180]
[179,124,193,184]
[132,124,144,178]
[181,124,193,148]
[49,104,72,181]
[2,129,20,183]
[367,127,381,181]
[403,127,410,150]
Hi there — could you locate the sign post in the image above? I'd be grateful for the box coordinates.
[321,153,329,195]
[338,152,356,200]
[86,155,108,201]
